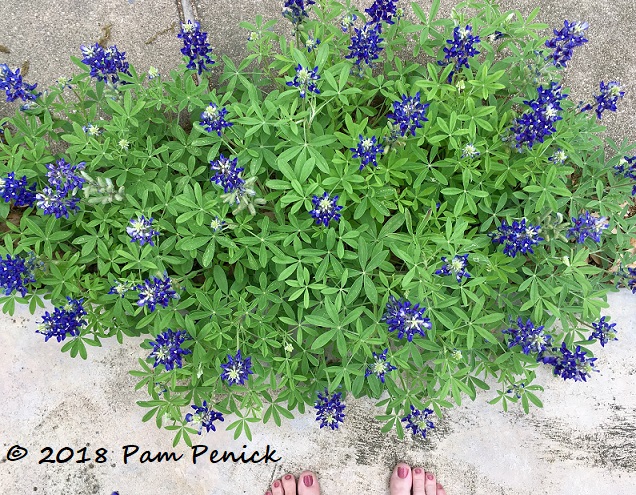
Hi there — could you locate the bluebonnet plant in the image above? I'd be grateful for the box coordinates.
[345,23,384,74]
[589,316,617,347]
[0,253,39,297]
[45,158,86,196]
[220,350,254,386]
[309,192,342,227]
[282,0,316,28]
[544,20,588,68]
[80,44,131,84]
[135,273,179,312]
[209,153,245,193]
[314,388,346,429]
[549,148,568,164]
[127,215,160,246]
[305,35,321,52]
[0,64,39,102]
[510,82,567,149]
[567,211,608,243]
[401,405,435,439]
[365,0,399,30]
[581,81,625,120]
[199,103,233,136]
[82,123,102,136]
[185,401,225,434]
[365,349,397,383]
[286,64,320,98]
[614,155,636,195]
[461,143,479,159]
[382,295,432,342]
[502,317,553,355]
[540,342,598,382]
[148,329,192,371]
[386,92,429,138]
[36,187,82,219]
[35,297,87,342]
[177,21,215,75]
[489,219,544,258]
[0,172,37,207]
[350,135,384,169]
[435,254,471,284]
[617,266,636,293]
[108,279,135,298]
[438,25,481,82]
[340,13,357,32]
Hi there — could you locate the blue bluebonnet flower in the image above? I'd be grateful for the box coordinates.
[345,23,384,73]
[309,192,343,227]
[199,103,233,137]
[127,215,160,246]
[45,159,86,196]
[282,0,316,28]
[0,64,40,102]
[36,187,81,219]
[286,64,320,98]
[489,218,544,257]
[382,295,432,342]
[365,349,397,383]
[0,253,40,297]
[386,92,429,138]
[210,216,227,232]
[580,81,625,120]
[148,329,192,371]
[435,254,471,283]
[510,82,567,149]
[220,350,254,386]
[35,297,87,342]
[589,316,618,347]
[209,153,245,193]
[401,405,435,439]
[567,211,608,243]
[614,155,636,180]
[540,342,598,382]
[502,317,553,355]
[350,135,384,169]
[365,0,399,30]
[618,266,636,293]
[80,44,131,84]
[486,31,505,43]
[314,388,346,429]
[0,172,37,207]
[461,143,480,159]
[148,66,160,79]
[135,273,179,312]
[438,25,481,82]
[549,149,568,164]
[305,35,321,53]
[544,20,588,68]
[108,279,135,298]
[506,383,526,399]
[340,13,358,32]
[177,20,215,75]
[185,401,225,434]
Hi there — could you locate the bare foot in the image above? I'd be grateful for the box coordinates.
[390,463,448,495]
[265,471,320,495]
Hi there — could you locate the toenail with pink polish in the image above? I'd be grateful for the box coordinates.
[285,475,293,480]
[273,481,280,488]
[437,483,443,488]
[426,473,434,480]
[303,475,313,487]
[398,467,407,478]
[414,468,422,474]
[265,492,272,495]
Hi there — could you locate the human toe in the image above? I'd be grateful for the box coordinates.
[411,467,426,495]
[297,470,320,495]
[271,478,284,495]
[281,473,297,495]
[424,471,438,495]
[436,481,448,495]
[389,462,412,495]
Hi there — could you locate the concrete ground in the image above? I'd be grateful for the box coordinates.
[1,0,636,494]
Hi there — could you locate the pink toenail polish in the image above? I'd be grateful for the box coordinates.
[303,475,314,487]
[414,468,422,474]
[426,473,434,480]
[266,492,272,495]
[437,483,443,489]
[274,481,280,488]
[285,475,293,480]
[398,467,407,478]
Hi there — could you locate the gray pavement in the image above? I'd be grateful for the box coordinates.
[1,0,636,494]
